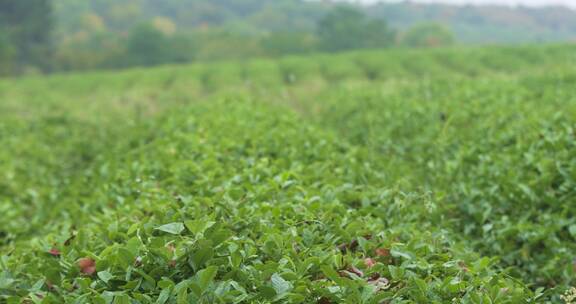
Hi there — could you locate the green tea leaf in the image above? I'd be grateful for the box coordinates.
[271,273,292,296]
[155,222,185,235]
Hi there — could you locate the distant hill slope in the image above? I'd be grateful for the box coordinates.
[369,2,576,44]
[53,0,576,44]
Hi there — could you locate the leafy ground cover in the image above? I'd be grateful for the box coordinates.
[1,45,576,303]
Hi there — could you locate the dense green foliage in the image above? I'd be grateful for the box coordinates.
[1,45,576,303]
[317,7,394,52]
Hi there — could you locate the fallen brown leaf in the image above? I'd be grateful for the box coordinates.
[78,258,96,276]
[48,248,61,257]
[375,248,390,257]
[364,258,376,268]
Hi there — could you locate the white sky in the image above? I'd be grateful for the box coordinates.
[353,0,576,8]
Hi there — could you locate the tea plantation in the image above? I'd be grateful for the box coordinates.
[1,45,576,303]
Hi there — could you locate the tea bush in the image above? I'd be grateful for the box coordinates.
[1,44,575,303]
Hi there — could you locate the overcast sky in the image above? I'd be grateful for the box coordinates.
[353,0,576,8]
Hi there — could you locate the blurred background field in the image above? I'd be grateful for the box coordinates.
[3,0,576,76]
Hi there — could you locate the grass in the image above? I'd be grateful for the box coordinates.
[1,44,576,303]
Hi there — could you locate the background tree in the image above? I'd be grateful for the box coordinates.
[260,32,316,57]
[53,32,124,71]
[317,6,395,52]
[0,0,54,74]
[125,23,172,67]
[0,30,16,75]
[401,23,455,48]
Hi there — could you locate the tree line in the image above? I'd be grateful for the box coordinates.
[0,0,454,76]
[0,0,53,75]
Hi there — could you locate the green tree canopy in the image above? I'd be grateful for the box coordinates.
[317,6,395,52]
[0,30,16,75]
[125,23,172,66]
[0,0,53,73]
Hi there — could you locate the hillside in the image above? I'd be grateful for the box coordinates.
[5,0,576,76]
[1,45,576,302]
[54,0,576,44]
[371,3,576,44]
